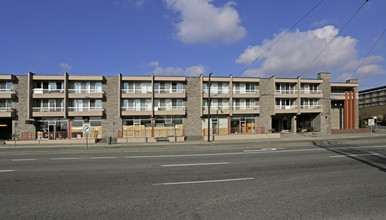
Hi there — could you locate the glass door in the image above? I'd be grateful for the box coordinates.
[48,121,56,140]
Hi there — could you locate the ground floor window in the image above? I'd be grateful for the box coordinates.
[70,117,102,139]
[122,117,152,137]
[201,117,228,135]
[121,116,184,137]
[230,117,256,134]
[36,118,67,140]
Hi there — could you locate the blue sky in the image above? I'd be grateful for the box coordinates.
[0,0,385,90]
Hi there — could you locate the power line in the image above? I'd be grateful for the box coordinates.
[240,0,325,75]
[300,0,370,76]
[353,28,386,75]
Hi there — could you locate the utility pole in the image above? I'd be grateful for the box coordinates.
[208,72,212,142]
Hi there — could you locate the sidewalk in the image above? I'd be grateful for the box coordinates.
[1,130,385,151]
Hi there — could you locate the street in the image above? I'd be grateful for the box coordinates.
[1,142,386,219]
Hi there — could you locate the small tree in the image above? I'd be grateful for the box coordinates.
[377,115,384,121]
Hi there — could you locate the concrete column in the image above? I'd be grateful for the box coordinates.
[352,91,356,129]
[291,115,297,133]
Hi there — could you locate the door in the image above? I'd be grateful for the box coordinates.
[48,121,56,140]
[211,119,218,135]
[133,120,141,137]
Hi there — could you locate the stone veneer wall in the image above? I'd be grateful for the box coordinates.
[255,78,275,133]
[12,75,35,136]
[183,77,202,139]
[102,76,122,141]
[312,73,331,134]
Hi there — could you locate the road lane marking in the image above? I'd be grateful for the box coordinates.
[89,156,117,159]
[153,177,254,185]
[12,159,37,161]
[330,153,381,158]
[51,158,80,160]
[0,170,15,172]
[161,162,229,167]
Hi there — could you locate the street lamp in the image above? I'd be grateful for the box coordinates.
[207,72,212,142]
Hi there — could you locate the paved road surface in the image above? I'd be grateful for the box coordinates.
[1,142,385,219]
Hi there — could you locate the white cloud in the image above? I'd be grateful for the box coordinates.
[164,0,246,43]
[114,0,146,9]
[149,61,207,76]
[59,63,72,71]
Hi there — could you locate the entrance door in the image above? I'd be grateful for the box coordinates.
[48,121,56,140]
[211,119,218,135]
[133,120,140,137]
[240,120,246,133]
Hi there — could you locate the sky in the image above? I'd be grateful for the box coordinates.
[0,0,385,90]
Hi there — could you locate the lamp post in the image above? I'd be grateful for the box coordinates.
[207,72,212,142]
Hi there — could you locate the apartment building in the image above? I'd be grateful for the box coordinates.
[358,85,386,120]
[0,72,358,143]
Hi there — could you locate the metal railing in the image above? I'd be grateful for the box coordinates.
[233,89,260,94]
[203,89,229,94]
[275,90,298,94]
[68,89,103,94]
[232,105,260,110]
[68,107,104,112]
[202,106,230,110]
[32,107,64,112]
[121,106,152,111]
[33,88,64,94]
[154,88,185,94]
[275,105,298,110]
[121,88,152,94]
[330,93,345,98]
[300,105,322,109]
[0,89,15,93]
[154,106,186,111]
[0,107,12,111]
[300,90,322,94]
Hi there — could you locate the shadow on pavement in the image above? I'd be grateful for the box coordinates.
[312,141,386,173]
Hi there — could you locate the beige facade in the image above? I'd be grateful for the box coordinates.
[359,85,386,119]
[0,72,359,142]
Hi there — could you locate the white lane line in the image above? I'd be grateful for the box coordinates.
[330,153,381,158]
[153,177,254,186]
[0,170,15,173]
[161,162,229,167]
[12,159,37,161]
[51,158,80,160]
[89,157,117,159]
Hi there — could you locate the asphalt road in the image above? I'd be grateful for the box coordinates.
[1,142,386,219]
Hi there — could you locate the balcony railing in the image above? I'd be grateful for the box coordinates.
[0,107,12,111]
[155,106,186,111]
[32,107,64,112]
[275,90,298,94]
[300,90,322,94]
[121,88,152,94]
[0,89,15,93]
[233,89,260,94]
[300,105,322,109]
[203,89,229,94]
[232,105,260,110]
[202,106,230,110]
[68,107,103,112]
[275,105,298,110]
[121,106,152,111]
[331,93,345,99]
[33,88,64,94]
[68,89,103,94]
[154,88,185,94]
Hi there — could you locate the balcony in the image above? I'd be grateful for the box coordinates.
[0,89,16,99]
[154,88,186,98]
[275,90,298,97]
[202,106,231,115]
[68,89,104,99]
[300,90,323,98]
[121,106,152,116]
[232,105,260,114]
[154,106,186,116]
[300,105,322,113]
[32,89,64,99]
[274,105,298,113]
[121,88,152,98]
[0,107,15,117]
[202,89,230,98]
[232,89,260,98]
[32,107,65,117]
[331,93,345,100]
[68,107,104,117]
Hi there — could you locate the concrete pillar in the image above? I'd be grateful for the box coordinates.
[352,91,356,129]
[344,91,349,129]
[291,115,297,133]
[348,91,353,129]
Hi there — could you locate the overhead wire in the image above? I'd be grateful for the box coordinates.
[299,0,370,76]
[240,0,325,75]
[352,28,385,75]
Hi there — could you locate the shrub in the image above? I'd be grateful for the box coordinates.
[359,120,366,128]
[297,128,303,133]
[306,127,315,132]
[269,128,276,133]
